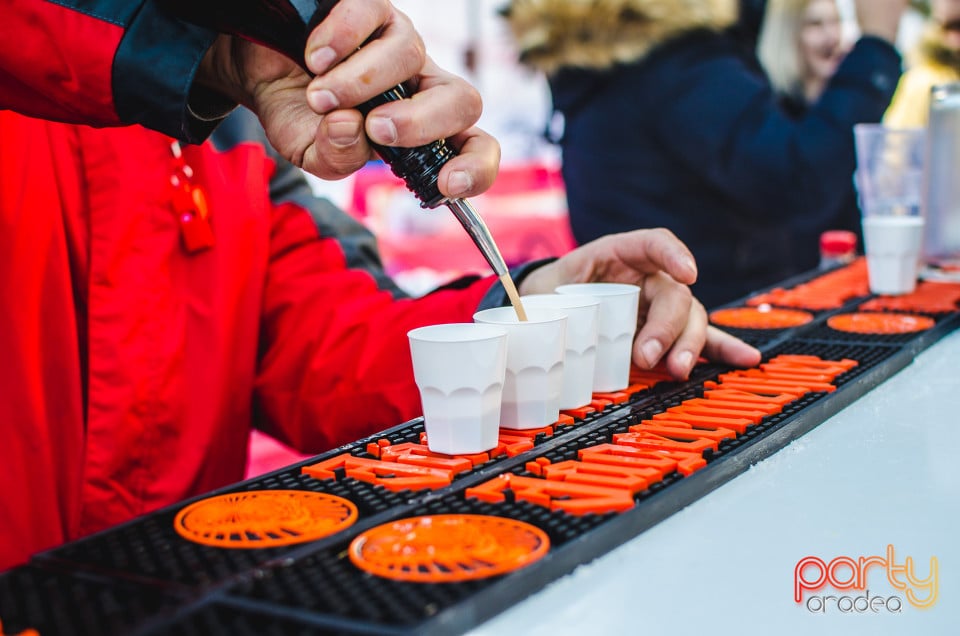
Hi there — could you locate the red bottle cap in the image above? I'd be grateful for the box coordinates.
[820,230,857,256]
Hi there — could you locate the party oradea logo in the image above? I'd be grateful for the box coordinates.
[795,545,938,613]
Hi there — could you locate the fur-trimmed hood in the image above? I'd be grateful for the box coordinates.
[502,0,740,75]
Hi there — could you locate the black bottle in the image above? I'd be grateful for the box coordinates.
[158,0,454,208]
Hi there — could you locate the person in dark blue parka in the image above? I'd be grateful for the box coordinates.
[503,0,907,308]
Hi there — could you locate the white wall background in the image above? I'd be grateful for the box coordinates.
[394,0,556,163]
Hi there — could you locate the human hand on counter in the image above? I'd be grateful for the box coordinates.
[197,0,499,198]
[855,0,908,43]
[519,229,762,380]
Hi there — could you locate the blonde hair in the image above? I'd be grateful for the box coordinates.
[757,0,809,98]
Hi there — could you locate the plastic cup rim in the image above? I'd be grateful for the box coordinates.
[554,282,641,297]
[473,306,568,325]
[408,322,507,343]
[519,293,601,309]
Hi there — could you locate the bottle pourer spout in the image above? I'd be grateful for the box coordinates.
[445,198,509,277]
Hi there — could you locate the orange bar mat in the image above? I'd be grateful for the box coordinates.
[746,259,870,310]
[174,490,358,548]
[709,306,814,329]
[859,281,960,314]
[827,313,935,335]
[348,514,549,582]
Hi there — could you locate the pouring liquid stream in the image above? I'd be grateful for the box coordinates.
[500,273,528,322]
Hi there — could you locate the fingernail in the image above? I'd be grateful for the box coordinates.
[641,339,663,367]
[367,116,398,144]
[684,257,697,277]
[308,89,339,113]
[677,350,694,374]
[309,46,337,74]
[447,170,473,196]
[328,120,362,148]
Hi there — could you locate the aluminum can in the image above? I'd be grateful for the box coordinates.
[923,82,960,270]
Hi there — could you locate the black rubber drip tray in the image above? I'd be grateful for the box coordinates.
[37,473,406,589]
[0,564,181,636]
[16,309,953,635]
[217,497,611,631]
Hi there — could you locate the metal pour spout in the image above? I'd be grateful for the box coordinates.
[445,198,509,277]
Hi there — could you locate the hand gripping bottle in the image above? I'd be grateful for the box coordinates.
[159,0,511,280]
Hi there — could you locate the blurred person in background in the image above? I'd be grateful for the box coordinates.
[758,0,848,116]
[503,0,907,309]
[885,0,960,125]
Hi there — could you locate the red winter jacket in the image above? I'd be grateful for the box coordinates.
[1,0,231,141]
[0,106,504,571]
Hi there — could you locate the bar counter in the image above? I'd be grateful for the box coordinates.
[1,262,957,635]
[474,327,959,636]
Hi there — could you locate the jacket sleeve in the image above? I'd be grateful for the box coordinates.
[251,156,511,453]
[0,1,228,142]
[648,35,902,227]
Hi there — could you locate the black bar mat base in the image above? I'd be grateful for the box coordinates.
[3,264,958,635]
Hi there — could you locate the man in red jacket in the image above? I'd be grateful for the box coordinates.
[0,1,760,570]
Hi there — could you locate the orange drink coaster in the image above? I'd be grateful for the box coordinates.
[174,490,358,548]
[709,306,814,329]
[348,514,550,583]
[827,312,935,335]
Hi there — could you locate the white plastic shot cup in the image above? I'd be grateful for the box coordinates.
[862,216,925,295]
[473,306,567,430]
[520,293,600,410]
[554,283,640,392]
[407,323,508,455]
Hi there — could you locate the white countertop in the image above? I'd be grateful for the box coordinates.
[471,328,960,636]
